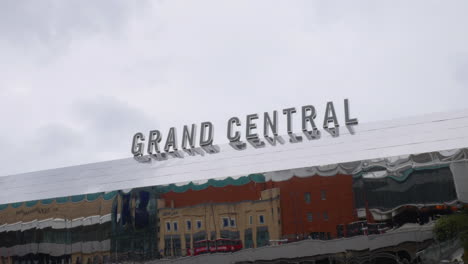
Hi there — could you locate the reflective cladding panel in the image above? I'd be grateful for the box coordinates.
[1,149,468,264]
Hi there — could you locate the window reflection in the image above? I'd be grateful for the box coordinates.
[304,192,311,204]
[1,149,467,263]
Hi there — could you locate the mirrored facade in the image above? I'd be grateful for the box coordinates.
[1,149,468,264]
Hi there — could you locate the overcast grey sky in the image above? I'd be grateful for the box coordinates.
[1,0,467,176]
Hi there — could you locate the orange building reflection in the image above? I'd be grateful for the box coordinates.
[159,174,357,256]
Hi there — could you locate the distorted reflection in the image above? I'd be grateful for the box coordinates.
[1,149,468,263]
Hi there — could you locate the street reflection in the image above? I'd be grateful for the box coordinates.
[1,149,467,263]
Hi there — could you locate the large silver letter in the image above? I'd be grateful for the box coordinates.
[227,117,241,142]
[323,101,340,137]
[302,105,320,140]
[264,111,283,146]
[227,117,246,150]
[147,130,162,154]
[200,121,220,153]
[246,114,265,148]
[344,99,358,126]
[200,122,214,146]
[182,124,197,149]
[182,124,205,156]
[283,107,296,134]
[264,111,278,137]
[131,132,145,157]
[283,107,302,143]
[246,114,259,140]
[164,127,178,152]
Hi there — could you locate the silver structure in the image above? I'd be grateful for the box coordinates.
[0,109,468,264]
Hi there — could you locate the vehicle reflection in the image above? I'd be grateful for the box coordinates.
[1,149,467,264]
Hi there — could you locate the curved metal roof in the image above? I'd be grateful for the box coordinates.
[1,109,468,204]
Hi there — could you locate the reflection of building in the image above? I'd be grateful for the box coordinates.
[0,193,116,264]
[158,174,357,246]
[1,110,468,263]
[110,188,159,262]
[158,188,281,257]
[0,189,160,264]
[353,165,459,223]
[1,155,467,263]
[268,174,356,240]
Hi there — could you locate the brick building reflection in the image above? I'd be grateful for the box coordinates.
[158,174,357,257]
[158,188,281,256]
[0,156,465,263]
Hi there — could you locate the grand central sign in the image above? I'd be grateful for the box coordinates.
[131,99,358,158]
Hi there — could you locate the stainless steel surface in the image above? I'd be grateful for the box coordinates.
[131,132,145,156]
[344,98,359,126]
[181,124,197,150]
[323,101,340,129]
[164,127,178,152]
[2,109,468,205]
[199,121,214,147]
[148,130,162,154]
[1,109,468,264]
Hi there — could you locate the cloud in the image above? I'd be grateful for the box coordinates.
[1,0,468,176]
[0,123,83,176]
[72,96,157,155]
[0,97,156,176]
[0,0,147,46]
[31,123,83,155]
[454,54,468,87]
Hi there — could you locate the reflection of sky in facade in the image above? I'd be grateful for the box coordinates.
[0,148,467,263]
[1,110,468,263]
